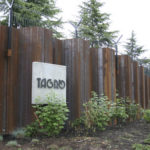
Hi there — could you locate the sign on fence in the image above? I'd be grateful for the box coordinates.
[32,62,66,104]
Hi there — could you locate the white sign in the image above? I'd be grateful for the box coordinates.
[32,62,66,104]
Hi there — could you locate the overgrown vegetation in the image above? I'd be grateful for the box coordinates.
[143,109,150,123]
[132,144,150,150]
[71,92,142,134]
[25,95,69,137]
[25,91,144,137]
[132,134,150,150]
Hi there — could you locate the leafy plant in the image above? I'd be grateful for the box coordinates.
[111,97,128,124]
[83,92,112,131]
[132,143,150,150]
[111,97,141,124]
[127,102,140,121]
[143,109,150,123]
[0,135,3,142]
[25,94,69,137]
[6,140,19,147]
[11,128,25,138]
[72,92,113,132]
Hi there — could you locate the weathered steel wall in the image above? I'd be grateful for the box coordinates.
[145,75,149,109]
[0,26,8,133]
[17,27,53,127]
[89,48,116,101]
[117,55,134,102]
[53,39,91,120]
[0,26,53,133]
[0,26,150,133]
[133,61,140,104]
[139,66,146,108]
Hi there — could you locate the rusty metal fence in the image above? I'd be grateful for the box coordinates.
[0,26,150,133]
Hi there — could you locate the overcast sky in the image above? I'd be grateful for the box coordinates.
[56,0,150,57]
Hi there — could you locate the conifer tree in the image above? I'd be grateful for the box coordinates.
[124,31,145,60]
[0,0,63,38]
[78,0,116,48]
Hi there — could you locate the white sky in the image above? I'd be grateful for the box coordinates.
[56,0,150,57]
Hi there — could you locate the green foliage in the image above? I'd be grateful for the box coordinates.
[11,128,25,138]
[124,31,145,60]
[83,92,112,131]
[77,0,117,47]
[112,97,141,123]
[71,92,113,132]
[138,58,150,68]
[132,144,150,150]
[72,92,143,133]
[25,122,39,137]
[111,97,128,124]
[0,0,63,38]
[25,95,69,137]
[143,109,150,123]
[6,140,19,147]
[0,135,3,142]
[127,102,140,120]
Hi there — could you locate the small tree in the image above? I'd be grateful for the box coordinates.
[77,0,117,48]
[124,31,145,60]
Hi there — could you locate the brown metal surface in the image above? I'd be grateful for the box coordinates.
[0,26,8,133]
[0,26,53,133]
[133,61,140,104]
[145,75,149,109]
[0,25,150,133]
[139,66,145,108]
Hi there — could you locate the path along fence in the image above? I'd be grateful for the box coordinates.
[0,26,150,133]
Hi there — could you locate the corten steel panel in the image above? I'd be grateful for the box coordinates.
[116,55,125,98]
[145,75,149,109]
[149,77,150,108]
[13,27,53,129]
[139,66,145,108]
[6,28,19,133]
[124,56,133,101]
[89,48,99,94]
[103,48,116,101]
[0,26,8,133]
[116,55,133,101]
[44,29,53,63]
[90,48,116,101]
[59,39,90,120]
[53,39,63,65]
[133,61,140,104]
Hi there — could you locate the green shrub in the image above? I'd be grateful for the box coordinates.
[132,143,150,150]
[111,97,141,123]
[71,92,143,134]
[127,102,140,120]
[143,109,150,123]
[111,97,128,124]
[25,94,69,137]
[72,92,113,132]
[83,92,112,131]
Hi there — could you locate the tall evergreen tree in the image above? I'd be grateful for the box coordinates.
[0,0,63,38]
[124,31,145,60]
[78,0,116,48]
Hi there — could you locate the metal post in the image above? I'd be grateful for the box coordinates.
[112,35,123,71]
[69,19,82,38]
[2,0,14,134]
[8,6,13,51]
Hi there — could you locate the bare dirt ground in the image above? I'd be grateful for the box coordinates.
[0,120,150,150]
